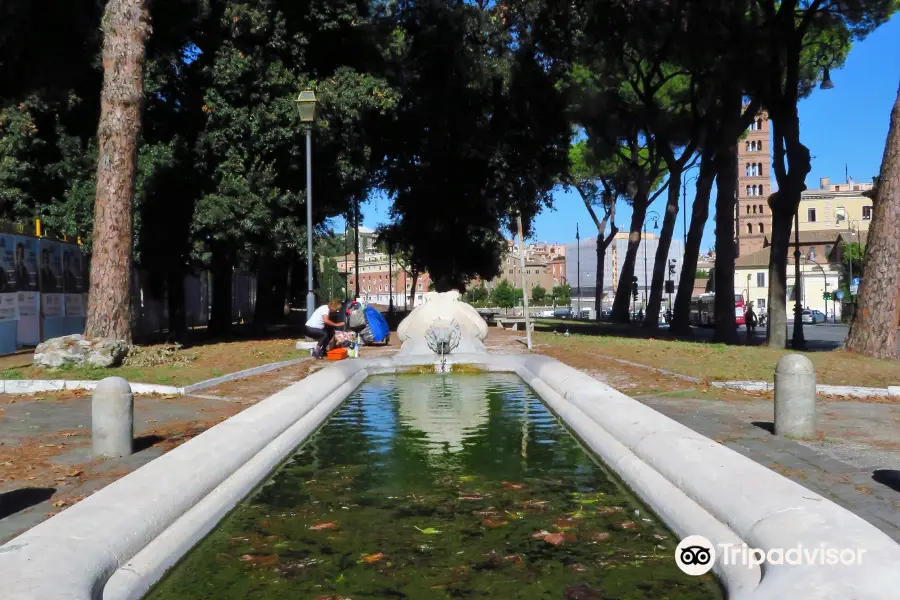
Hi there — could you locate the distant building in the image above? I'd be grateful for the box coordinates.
[736,111,773,256]
[564,231,684,314]
[797,177,875,234]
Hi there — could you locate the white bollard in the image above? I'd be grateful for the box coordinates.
[774,354,816,439]
[92,377,134,457]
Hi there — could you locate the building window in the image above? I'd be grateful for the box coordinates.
[752,205,757,214]
[757,272,766,287]
[757,118,763,130]
[863,205,872,220]
[759,204,764,214]
[807,207,816,222]
[758,223,764,234]
[746,205,751,215]
[824,244,832,257]
[757,298,766,311]
[759,185,765,197]
[747,223,753,234]
[417,283,423,290]
[746,185,751,196]
[757,163,763,176]
[745,141,750,151]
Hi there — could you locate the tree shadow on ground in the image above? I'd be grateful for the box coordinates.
[0,487,56,520]
[872,469,900,493]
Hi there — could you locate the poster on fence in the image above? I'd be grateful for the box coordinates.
[62,244,85,293]
[42,292,64,318]
[12,236,38,291]
[65,293,84,317]
[0,292,17,321]
[39,240,63,293]
[0,234,14,293]
[17,291,38,317]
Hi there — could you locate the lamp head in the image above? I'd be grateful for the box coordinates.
[820,68,835,90]
[295,89,318,123]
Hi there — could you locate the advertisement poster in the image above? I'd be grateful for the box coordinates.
[0,234,14,293]
[0,292,17,321]
[39,240,63,293]
[65,293,85,317]
[10,235,38,291]
[61,244,85,293]
[17,291,39,317]
[42,292,64,318]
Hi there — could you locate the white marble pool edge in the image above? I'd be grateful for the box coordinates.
[1,353,899,600]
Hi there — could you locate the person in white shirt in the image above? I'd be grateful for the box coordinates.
[305,300,344,358]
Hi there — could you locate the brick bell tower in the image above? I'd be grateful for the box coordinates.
[735,111,773,256]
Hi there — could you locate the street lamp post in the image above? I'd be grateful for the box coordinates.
[295,89,319,317]
[642,211,660,309]
[791,210,806,349]
[576,224,581,317]
[807,251,831,322]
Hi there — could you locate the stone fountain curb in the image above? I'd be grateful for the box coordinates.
[3,352,900,599]
[0,357,310,397]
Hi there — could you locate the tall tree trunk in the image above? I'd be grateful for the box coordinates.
[846,83,900,359]
[767,109,812,348]
[712,136,738,343]
[84,0,151,342]
[671,152,715,334]
[407,271,419,309]
[645,164,683,327]
[611,200,648,322]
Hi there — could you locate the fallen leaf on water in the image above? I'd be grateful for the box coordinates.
[240,555,253,561]
[503,554,524,564]
[554,517,576,530]
[568,562,588,572]
[362,552,385,564]
[543,532,566,546]
[415,526,441,535]
[310,522,338,531]
[618,521,637,530]
[596,506,625,515]
[460,493,484,501]
[481,518,508,528]
[502,481,524,490]
[589,532,610,542]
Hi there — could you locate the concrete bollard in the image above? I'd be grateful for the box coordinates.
[774,354,816,439]
[92,377,134,457]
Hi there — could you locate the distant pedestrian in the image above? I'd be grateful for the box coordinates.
[637,308,643,322]
[746,305,757,340]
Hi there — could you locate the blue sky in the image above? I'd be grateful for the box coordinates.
[348,15,900,249]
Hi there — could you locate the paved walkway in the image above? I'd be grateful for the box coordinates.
[639,395,900,543]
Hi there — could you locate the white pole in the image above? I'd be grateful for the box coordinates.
[516,213,533,350]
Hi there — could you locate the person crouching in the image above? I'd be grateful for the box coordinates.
[305,300,345,358]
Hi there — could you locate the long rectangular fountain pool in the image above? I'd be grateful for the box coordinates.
[146,373,723,599]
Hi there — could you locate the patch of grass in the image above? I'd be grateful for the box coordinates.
[535,332,900,388]
[7,339,306,386]
[1,368,25,380]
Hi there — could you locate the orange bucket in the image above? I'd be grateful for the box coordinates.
[326,347,349,361]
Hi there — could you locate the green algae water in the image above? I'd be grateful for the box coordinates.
[146,374,722,600]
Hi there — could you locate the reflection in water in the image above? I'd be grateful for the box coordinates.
[394,374,489,454]
[147,374,722,600]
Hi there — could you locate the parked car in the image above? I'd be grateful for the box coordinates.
[800,309,826,324]
[538,309,555,318]
[553,307,574,319]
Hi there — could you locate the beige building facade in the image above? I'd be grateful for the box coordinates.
[796,177,875,234]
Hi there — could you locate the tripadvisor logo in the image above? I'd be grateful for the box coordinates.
[676,535,716,576]
[675,535,867,575]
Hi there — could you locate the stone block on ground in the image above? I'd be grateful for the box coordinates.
[296,341,318,351]
[34,334,130,369]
